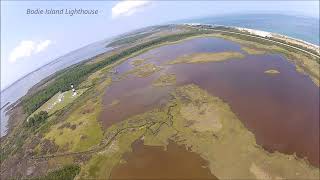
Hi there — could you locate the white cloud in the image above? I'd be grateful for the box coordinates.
[35,40,52,53]
[112,0,151,18]
[9,40,52,63]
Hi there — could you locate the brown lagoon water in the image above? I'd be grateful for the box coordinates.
[110,140,217,179]
[101,37,319,170]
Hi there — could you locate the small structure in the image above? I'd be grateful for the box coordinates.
[71,84,77,96]
[58,93,64,102]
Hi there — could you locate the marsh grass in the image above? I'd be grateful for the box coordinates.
[153,74,176,87]
[126,63,162,78]
[167,52,245,64]
[130,59,147,67]
[78,84,319,179]
[241,46,267,55]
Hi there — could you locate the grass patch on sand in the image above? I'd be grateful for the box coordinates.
[29,88,87,118]
[167,52,245,65]
[153,74,176,87]
[264,69,280,74]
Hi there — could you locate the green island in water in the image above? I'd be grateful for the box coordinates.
[1,24,319,180]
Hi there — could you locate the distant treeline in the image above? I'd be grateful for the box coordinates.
[31,164,80,180]
[107,31,155,47]
[22,30,210,116]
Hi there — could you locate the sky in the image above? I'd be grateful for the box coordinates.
[1,1,319,90]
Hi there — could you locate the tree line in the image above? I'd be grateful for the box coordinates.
[22,30,210,116]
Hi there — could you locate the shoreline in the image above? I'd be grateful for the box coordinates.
[1,24,319,138]
[1,24,319,179]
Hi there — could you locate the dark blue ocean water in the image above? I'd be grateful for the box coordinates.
[177,14,319,45]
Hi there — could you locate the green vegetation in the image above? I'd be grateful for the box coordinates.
[168,52,245,64]
[131,58,147,66]
[44,97,104,152]
[3,25,320,179]
[264,69,280,74]
[241,46,266,55]
[78,84,319,179]
[31,164,80,180]
[153,74,176,87]
[125,63,162,78]
[25,111,48,129]
[29,89,87,118]
[22,31,211,116]
[211,33,320,86]
[79,127,146,179]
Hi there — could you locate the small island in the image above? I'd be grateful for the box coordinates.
[264,69,280,74]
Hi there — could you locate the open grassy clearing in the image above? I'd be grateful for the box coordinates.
[28,89,87,118]
[40,77,112,153]
[43,99,104,152]
[167,52,245,64]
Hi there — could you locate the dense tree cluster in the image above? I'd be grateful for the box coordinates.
[32,165,80,180]
[26,111,49,128]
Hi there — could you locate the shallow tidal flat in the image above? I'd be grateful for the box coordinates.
[95,37,319,178]
[87,84,319,179]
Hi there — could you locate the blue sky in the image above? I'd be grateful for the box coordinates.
[1,1,319,90]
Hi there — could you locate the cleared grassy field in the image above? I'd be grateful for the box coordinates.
[29,88,87,118]
[44,99,104,152]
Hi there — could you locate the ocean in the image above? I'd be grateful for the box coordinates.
[1,13,319,137]
[176,13,319,45]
